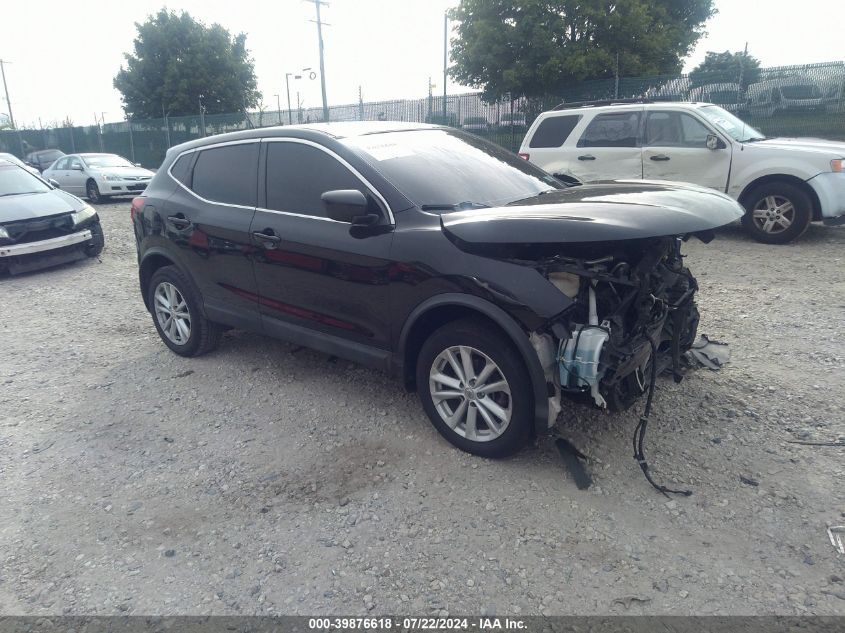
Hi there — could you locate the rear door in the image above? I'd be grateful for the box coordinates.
[251,138,395,351]
[162,141,262,329]
[524,113,583,179]
[641,110,731,191]
[570,110,643,182]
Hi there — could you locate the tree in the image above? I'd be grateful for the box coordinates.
[114,9,260,119]
[689,50,761,90]
[448,0,715,100]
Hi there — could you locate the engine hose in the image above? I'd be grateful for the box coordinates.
[632,338,693,498]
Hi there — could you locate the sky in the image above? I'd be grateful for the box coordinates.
[1,0,843,128]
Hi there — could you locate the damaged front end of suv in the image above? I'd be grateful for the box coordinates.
[440,181,744,422]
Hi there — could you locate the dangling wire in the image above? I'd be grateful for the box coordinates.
[632,338,693,498]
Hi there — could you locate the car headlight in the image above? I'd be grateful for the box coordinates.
[0,225,9,239]
[102,173,121,181]
[71,205,97,226]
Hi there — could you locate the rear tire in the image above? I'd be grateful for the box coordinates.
[741,182,812,244]
[147,265,222,357]
[416,318,533,458]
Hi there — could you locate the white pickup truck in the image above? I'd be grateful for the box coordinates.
[519,100,845,243]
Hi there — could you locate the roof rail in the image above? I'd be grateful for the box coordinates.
[552,97,679,110]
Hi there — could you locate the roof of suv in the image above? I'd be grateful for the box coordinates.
[167,121,443,157]
[550,100,713,113]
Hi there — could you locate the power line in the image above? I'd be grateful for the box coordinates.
[305,0,330,122]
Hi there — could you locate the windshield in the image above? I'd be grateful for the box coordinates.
[84,154,133,168]
[698,105,765,142]
[0,165,51,196]
[344,129,563,209]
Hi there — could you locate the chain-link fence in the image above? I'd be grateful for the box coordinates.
[2,61,843,168]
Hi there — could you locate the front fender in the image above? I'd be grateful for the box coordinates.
[397,293,552,436]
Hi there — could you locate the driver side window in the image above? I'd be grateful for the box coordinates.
[265,142,370,218]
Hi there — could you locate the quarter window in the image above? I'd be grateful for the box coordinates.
[265,142,365,217]
[170,153,193,187]
[529,115,582,148]
[577,112,641,148]
[191,143,259,207]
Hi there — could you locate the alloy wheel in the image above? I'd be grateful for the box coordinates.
[752,195,794,234]
[428,345,512,442]
[154,281,192,345]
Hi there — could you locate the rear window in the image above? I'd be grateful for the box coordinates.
[529,115,582,148]
[191,143,258,207]
[577,112,641,148]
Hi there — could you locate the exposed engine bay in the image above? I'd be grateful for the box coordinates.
[520,235,702,417]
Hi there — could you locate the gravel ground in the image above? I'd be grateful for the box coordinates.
[1,201,844,616]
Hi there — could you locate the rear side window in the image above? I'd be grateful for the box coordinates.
[577,112,641,148]
[169,154,193,187]
[529,115,582,148]
[265,142,364,217]
[191,143,258,206]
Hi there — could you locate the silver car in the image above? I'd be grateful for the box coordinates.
[43,153,154,203]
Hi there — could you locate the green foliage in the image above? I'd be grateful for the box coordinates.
[114,9,260,119]
[448,0,715,100]
[690,50,761,90]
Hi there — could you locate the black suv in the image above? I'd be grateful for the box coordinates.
[132,122,742,457]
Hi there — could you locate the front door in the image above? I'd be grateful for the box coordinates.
[641,111,731,191]
[251,139,395,351]
[63,156,88,195]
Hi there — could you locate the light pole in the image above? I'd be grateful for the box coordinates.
[285,68,314,125]
[274,93,282,125]
[198,94,206,137]
[443,12,448,125]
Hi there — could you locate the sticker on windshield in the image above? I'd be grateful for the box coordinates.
[359,142,414,161]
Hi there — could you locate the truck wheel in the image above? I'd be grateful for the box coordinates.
[741,182,812,245]
[416,318,533,458]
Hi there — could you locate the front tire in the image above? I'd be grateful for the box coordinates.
[416,318,533,458]
[147,265,222,357]
[84,222,105,258]
[86,179,103,204]
[741,182,812,244]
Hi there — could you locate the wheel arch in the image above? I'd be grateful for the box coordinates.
[139,250,181,310]
[738,174,822,221]
[396,294,550,435]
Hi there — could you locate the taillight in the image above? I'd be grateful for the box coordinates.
[518,152,530,161]
[130,196,145,222]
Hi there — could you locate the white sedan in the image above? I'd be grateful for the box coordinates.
[43,153,154,203]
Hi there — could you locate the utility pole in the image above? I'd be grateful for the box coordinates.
[285,73,294,124]
[0,59,16,129]
[306,0,330,122]
[274,94,282,125]
[358,85,364,121]
[443,12,448,125]
[198,94,206,137]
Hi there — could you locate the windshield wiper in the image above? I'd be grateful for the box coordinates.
[420,201,490,212]
[743,136,766,143]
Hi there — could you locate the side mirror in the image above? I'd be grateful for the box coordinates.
[321,189,379,225]
[49,179,61,188]
[706,134,724,150]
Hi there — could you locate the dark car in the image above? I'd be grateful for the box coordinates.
[132,122,743,457]
[0,160,104,275]
[24,149,66,173]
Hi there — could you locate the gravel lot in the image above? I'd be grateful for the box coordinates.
[1,201,844,616]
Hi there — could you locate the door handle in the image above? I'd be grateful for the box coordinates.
[166,215,191,229]
[577,154,596,161]
[252,230,281,247]
[649,154,670,161]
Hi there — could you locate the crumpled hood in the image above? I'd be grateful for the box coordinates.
[0,188,85,223]
[440,180,744,244]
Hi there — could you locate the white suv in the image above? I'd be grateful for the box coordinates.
[519,100,845,244]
